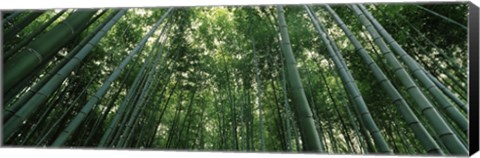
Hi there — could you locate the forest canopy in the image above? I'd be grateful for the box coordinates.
[1,3,469,156]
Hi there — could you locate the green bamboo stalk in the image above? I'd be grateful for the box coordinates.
[45,9,163,146]
[144,46,179,147]
[279,47,293,152]
[165,88,185,148]
[117,23,173,147]
[251,25,266,151]
[304,71,328,152]
[3,11,22,24]
[277,5,323,152]
[393,26,468,112]
[110,72,150,146]
[4,10,107,104]
[95,9,173,147]
[305,5,391,154]
[424,69,468,113]
[3,10,119,121]
[4,11,44,42]
[18,85,66,145]
[2,10,124,140]
[83,80,126,146]
[325,5,445,155]
[350,4,468,155]
[323,55,368,154]
[34,64,103,145]
[3,10,97,92]
[358,4,468,135]
[270,77,288,151]
[5,10,67,60]
[396,13,467,82]
[391,13,467,105]
[112,15,173,147]
[315,61,354,153]
[2,58,49,106]
[265,11,294,151]
[219,46,238,151]
[395,11,467,100]
[148,80,179,147]
[143,49,179,148]
[132,31,177,148]
[415,5,467,30]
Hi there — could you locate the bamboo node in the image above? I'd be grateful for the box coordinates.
[61,21,76,35]
[26,47,43,64]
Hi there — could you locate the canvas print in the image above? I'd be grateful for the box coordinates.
[2,3,469,156]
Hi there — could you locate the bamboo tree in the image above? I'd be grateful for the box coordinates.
[4,11,44,42]
[3,10,97,92]
[3,10,119,121]
[5,10,67,60]
[350,4,467,155]
[387,14,467,108]
[279,45,293,152]
[145,47,180,147]
[139,31,179,148]
[305,5,391,154]
[99,9,174,147]
[19,86,67,145]
[415,5,467,30]
[148,80,179,147]
[264,10,295,151]
[277,5,323,152]
[4,10,107,105]
[322,55,368,154]
[1,4,467,153]
[271,78,288,150]
[219,47,238,151]
[389,18,467,102]
[3,11,22,25]
[83,80,127,146]
[49,9,175,146]
[2,10,124,140]
[34,62,105,146]
[250,24,266,152]
[315,60,354,153]
[117,24,173,147]
[357,4,468,135]
[396,13,467,85]
[324,5,445,155]
[424,69,468,113]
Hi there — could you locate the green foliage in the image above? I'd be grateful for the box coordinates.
[2,3,468,156]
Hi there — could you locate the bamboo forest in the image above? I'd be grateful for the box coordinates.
[1,3,470,156]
